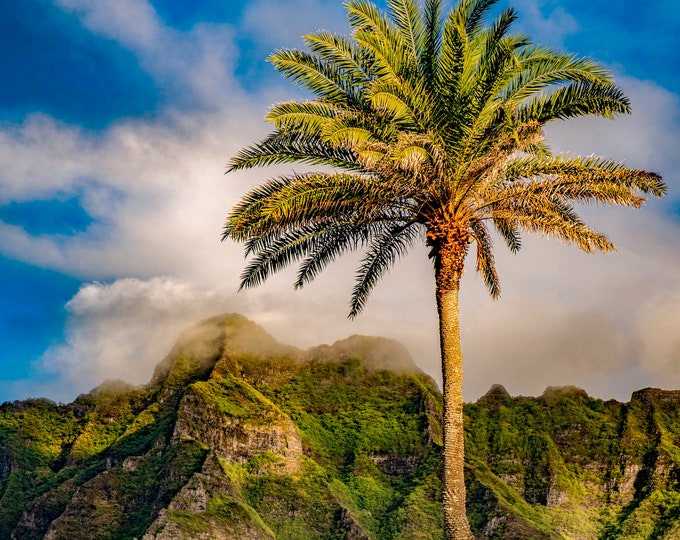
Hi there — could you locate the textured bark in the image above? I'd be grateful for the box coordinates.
[432,220,474,540]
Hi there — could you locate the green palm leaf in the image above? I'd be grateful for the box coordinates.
[350,221,422,317]
[227,131,360,171]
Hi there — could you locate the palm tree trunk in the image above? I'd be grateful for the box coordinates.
[434,234,473,540]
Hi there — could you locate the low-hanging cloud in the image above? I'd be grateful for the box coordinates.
[636,292,680,383]
[33,277,230,401]
[457,205,680,401]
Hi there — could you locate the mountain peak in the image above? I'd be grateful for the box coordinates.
[149,313,299,392]
[306,334,420,374]
[149,314,419,395]
[539,385,589,404]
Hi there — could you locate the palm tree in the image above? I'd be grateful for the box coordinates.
[223,0,666,537]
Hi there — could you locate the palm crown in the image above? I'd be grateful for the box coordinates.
[225,0,664,314]
[224,0,665,536]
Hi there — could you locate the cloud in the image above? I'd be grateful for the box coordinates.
[512,0,580,47]
[55,0,163,49]
[545,75,680,181]
[18,263,440,404]
[239,0,349,51]
[455,191,680,401]
[636,292,680,384]
[0,116,95,203]
[54,0,241,108]
[461,296,633,397]
[33,277,230,401]
[0,105,269,280]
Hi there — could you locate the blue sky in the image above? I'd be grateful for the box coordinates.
[1,0,679,404]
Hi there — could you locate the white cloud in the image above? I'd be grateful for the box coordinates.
[0,106,268,279]
[0,115,94,203]
[240,0,349,51]
[55,0,163,50]
[55,0,241,108]
[462,296,632,396]
[33,277,231,401]
[513,0,580,47]
[457,223,680,401]
[544,75,680,181]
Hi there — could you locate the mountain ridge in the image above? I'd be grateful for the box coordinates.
[1,313,679,538]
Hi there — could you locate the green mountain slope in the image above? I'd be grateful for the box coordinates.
[1,314,679,539]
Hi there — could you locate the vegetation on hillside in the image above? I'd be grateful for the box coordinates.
[1,315,680,539]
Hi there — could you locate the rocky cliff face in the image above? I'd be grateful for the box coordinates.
[464,384,680,539]
[1,314,679,539]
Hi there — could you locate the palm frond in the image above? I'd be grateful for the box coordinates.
[226,171,408,242]
[294,221,386,288]
[492,196,615,252]
[492,217,521,253]
[322,120,377,147]
[368,90,419,127]
[437,12,469,139]
[457,0,499,36]
[268,49,358,104]
[224,176,293,241]
[238,221,378,291]
[516,81,631,123]
[304,31,375,86]
[227,131,360,171]
[238,223,327,289]
[498,155,667,201]
[266,101,342,135]
[350,221,422,317]
[419,0,443,92]
[501,49,615,104]
[394,144,430,170]
[470,219,500,297]
[463,7,517,101]
[347,0,415,82]
[387,0,425,60]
